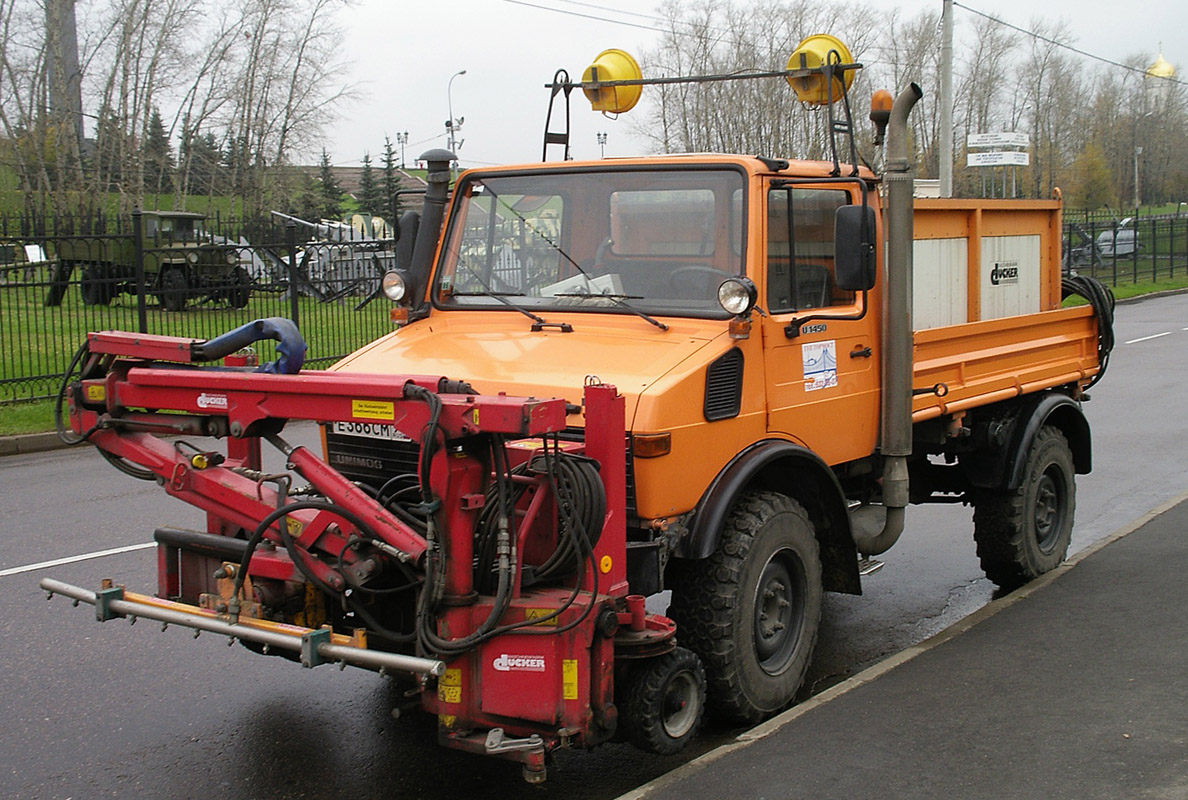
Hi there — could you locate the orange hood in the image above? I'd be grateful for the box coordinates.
[330,310,724,427]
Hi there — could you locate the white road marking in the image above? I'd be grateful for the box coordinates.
[1124,331,1173,345]
[0,542,155,578]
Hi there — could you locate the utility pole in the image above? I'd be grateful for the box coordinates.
[939,0,954,197]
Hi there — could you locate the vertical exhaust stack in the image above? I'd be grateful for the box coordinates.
[854,83,922,557]
[408,149,455,315]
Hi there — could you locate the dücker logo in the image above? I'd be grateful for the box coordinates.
[990,262,1019,286]
[493,653,547,672]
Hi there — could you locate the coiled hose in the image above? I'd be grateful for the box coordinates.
[1062,274,1115,388]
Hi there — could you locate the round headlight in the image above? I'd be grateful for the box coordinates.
[186,251,199,264]
[717,277,757,316]
[226,251,238,265]
[381,270,408,303]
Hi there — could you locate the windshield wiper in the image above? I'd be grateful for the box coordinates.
[451,291,573,332]
[554,292,669,331]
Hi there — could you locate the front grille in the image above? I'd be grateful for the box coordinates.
[324,430,420,489]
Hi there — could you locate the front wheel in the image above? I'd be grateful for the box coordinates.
[667,490,822,724]
[973,425,1076,590]
[158,267,188,312]
[226,266,251,308]
[618,647,706,755]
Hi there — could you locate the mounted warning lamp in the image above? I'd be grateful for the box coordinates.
[582,49,643,114]
[786,34,856,105]
[543,37,864,174]
[869,89,894,146]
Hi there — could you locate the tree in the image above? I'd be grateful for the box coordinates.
[382,135,400,223]
[357,151,384,215]
[636,0,879,161]
[144,107,175,196]
[317,149,343,219]
[1069,143,1114,210]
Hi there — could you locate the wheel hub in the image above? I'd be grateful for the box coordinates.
[1034,469,1064,551]
[753,549,804,675]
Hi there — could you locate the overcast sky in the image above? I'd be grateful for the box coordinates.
[327,0,1186,170]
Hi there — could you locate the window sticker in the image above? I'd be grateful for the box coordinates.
[802,340,838,391]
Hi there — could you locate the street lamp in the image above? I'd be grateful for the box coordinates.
[396,130,408,168]
[447,69,466,179]
[597,132,607,158]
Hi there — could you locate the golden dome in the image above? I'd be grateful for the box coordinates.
[1147,52,1175,79]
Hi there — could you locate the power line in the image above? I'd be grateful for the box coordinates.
[499,0,668,34]
[954,1,1187,89]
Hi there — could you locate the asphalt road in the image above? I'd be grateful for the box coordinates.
[2,292,1185,799]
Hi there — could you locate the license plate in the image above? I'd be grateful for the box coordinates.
[330,421,413,443]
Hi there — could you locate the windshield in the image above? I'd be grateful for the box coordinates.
[434,168,745,319]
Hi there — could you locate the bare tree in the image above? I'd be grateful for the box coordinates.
[635,0,879,162]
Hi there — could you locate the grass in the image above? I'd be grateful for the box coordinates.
[1,269,396,434]
[0,398,55,436]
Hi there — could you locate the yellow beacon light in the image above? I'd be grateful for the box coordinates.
[582,49,643,114]
[786,34,855,106]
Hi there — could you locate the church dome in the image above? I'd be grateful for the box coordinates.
[1147,52,1175,79]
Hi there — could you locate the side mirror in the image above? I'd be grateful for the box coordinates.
[394,210,419,272]
[835,204,876,292]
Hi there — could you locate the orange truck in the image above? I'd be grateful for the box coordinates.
[329,79,1113,726]
[43,41,1114,775]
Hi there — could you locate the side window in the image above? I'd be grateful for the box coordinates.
[766,188,855,313]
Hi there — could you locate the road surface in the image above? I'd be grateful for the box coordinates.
[1,292,1185,799]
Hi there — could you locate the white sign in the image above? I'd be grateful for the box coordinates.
[967,132,1030,148]
[967,151,1030,167]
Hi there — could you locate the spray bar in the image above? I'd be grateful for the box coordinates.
[40,577,445,678]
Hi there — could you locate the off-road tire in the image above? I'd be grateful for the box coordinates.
[80,266,113,306]
[618,647,706,755]
[973,425,1075,590]
[227,266,251,308]
[158,266,188,312]
[667,490,822,724]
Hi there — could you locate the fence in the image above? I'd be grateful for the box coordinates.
[4,209,1188,407]
[1,211,396,405]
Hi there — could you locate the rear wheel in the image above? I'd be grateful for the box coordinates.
[618,647,705,755]
[667,490,822,724]
[158,267,188,312]
[973,425,1075,590]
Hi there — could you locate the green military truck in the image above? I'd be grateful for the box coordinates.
[47,211,251,311]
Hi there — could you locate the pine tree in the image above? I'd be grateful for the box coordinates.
[318,149,343,219]
[357,151,384,215]
[382,135,400,223]
[143,107,175,196]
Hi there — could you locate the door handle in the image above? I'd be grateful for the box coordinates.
[850,345,872,359]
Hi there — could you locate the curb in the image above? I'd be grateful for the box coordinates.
[0,431,65,457]
[614,487,1188,800]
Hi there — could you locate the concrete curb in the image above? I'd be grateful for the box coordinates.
[0,431,65,457]
[614,487,1188,800]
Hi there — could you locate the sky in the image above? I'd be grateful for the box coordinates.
[326,0,1188,170]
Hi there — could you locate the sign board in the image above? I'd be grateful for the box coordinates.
[967,132,1030,148]
[967,151,1030,167]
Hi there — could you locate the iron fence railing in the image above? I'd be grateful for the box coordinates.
[1,213,396,404]
[4,209,1188,406]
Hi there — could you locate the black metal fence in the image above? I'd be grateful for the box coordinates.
[1,211,396,404]
[4,209,1188,407]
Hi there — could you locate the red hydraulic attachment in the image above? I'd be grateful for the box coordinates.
[49,329,682,782]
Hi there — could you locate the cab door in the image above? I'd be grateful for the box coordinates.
[759,181,881,467]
